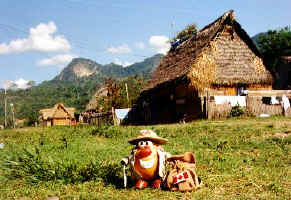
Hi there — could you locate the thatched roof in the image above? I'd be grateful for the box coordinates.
[40,103,75,120]
[86,87,108,111]
[145,10,273,92]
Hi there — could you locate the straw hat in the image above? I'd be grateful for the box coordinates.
[128,130,168,145]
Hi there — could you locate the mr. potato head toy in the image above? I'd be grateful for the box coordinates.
[121,130,170,189]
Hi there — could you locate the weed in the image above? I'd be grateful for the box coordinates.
[229,104,245,117]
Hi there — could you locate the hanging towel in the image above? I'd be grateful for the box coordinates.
[115,108,131,120]
[271,96,280,104]
[214,96,246,107]
[281,95,290,111]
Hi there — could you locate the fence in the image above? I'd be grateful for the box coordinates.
[206,90,291,119]
[88,111,113,126]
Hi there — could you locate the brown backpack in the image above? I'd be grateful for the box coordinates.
[166,152,202,192]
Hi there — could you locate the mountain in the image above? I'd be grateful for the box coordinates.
[0,54,163,125]
[55,58,102,82]
[54,54,163,82]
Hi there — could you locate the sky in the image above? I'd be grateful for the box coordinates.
[0,0,290,89]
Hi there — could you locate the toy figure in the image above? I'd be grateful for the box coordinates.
[121,130,170,189]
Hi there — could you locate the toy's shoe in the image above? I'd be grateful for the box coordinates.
[136,179,148,189]
[152,178,162,189]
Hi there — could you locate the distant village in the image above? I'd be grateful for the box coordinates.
[2,10,291,128]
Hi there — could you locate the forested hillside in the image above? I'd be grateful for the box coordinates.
[0,54,163,126]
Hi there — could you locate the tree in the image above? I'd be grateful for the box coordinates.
[95,76,146,111]
[257,26,291,69]
[171,24,198,42]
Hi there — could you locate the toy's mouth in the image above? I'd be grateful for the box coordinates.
[139,159,155,169]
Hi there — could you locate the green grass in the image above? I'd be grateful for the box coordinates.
[0,117,290,199]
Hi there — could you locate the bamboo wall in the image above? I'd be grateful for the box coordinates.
[210,84,272,96]
[206,95,291,119]
[208,102,232,119]
[52,118,72,126]
[45,120,52,127]
[246,96,291,117]
[247,85,272,90]
[211,87,237,95]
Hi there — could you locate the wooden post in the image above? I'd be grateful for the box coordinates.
[203,96,207,119]
[4,88,7,128]
[206,90,209,119]
[10,103,15,128]
[125,83,130,107]
[112,107,116,125]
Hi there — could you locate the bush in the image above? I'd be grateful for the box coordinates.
[229,104,245,117]
[172,24,198,42]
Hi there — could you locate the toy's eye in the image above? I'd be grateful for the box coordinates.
[146,141,153,146]
[138,141,145,147]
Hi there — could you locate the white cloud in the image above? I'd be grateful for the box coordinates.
[0,21,71,55]
[106,44,132,55]
[135,42,145,49]
[149,35,170,55]
[113,58,133,67]
[37,54,76,67]
[3,79,32,89]
[14,78,31,89]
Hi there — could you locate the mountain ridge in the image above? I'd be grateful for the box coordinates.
[54,54,163,83]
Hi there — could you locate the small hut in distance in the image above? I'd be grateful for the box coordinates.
[86,87,108,112]
[40,103,76,127]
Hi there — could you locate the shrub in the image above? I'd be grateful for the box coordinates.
[229,104,245,117]
[172,24,198,42]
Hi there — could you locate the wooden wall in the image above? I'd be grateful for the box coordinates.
[206,91,291,119]
[210,84,272,96]
[53,118,72,126]
[208,102,232,119]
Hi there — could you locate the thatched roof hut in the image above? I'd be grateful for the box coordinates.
[86,87,108,111]
[144,10,273,94]
[40,103,75,126]
[127,10,274,124]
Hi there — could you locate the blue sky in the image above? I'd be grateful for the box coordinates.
[0,0,290,88]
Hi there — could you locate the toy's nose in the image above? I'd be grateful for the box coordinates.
[136,146,152,159]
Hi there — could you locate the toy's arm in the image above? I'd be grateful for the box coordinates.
[121,156,129,188]
[121,151,135,188]
[121,148,136,166]
[121,157,129,166]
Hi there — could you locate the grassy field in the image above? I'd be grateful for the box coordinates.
[0,117,290,200]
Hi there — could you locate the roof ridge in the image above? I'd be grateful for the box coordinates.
[199,10,235,35]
